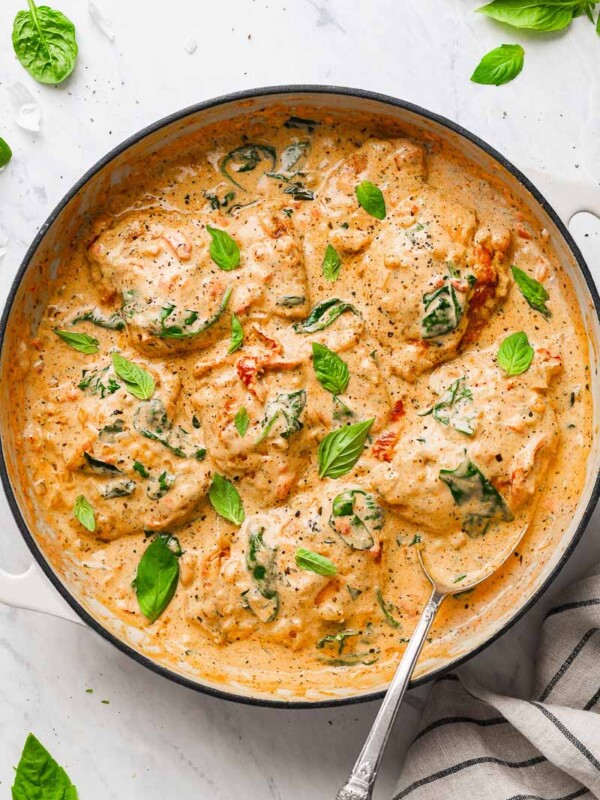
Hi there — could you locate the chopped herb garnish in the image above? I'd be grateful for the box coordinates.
[228,313,244,353]
[245,527,279,622]
[420,376,475,435]
[133,460,149,478]
[72,309,125,331]
[257,390,306,443]
[158,287,232,339]
[234,406,249,437]
[376,589,401,628]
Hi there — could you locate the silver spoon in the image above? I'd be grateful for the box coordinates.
[336,530,527,800]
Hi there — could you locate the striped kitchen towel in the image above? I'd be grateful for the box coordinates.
[394,569,600,800]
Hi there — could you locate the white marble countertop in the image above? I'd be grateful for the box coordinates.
[1,1,600,797]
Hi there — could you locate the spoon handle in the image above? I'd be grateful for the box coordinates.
[335,587,447,800]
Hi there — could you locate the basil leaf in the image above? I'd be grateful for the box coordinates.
[78,365,120,398]
[133,460,149,478]
[421,376,475,435]
[376,588,401,628]
[83,452,120,475]
[318,418,374,479]
[147,470,175,500]
[100,479,136,498]
[12,0,78,85]
[98,419,125,442]
[329,489,383,550]
[245,527,279,622]
[158,287,232,339]
[421,269,469,338]
[228,313,244,353]
[234,406,249,437]
[312,342,350,395]
[72,308,125,330]
[220,143,276,189]
[497,331,534,375]
[471,44,524,86]
[209,473,245,525]
[511,265,551,318]
[135,535,180,623]
[332,396,355,422]
[206,225,240,271]
[0,137,12,168]
[321,244,342,282]
[316,629,361,655]
[280,141,310,172]
[283,116,319,132]
[356,180,386,220]
[111,353,155,400]
[54,329,99,355]
[133,399,202,459]
[276,295,305,308]
[439,454,513,537]
[12,733,78,800]
[256,390,306,443]
[293,298,358,334]
[73,494,95,532]
[477,0,576,31]
[295,548,337,576]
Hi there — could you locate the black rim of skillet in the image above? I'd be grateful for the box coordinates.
[1,84,599,710]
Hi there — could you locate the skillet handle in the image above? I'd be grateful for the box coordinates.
[0,562,83,625]
[518,167,600,227]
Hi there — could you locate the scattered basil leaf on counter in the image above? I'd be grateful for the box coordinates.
[293,298,358,334]
[54,329,99,354]
[477,0,577,31]
[72,308,125,330]
[329,489,383,550]
[497,331,534,375]
[295,548,337,576]
[206,225,241,270]
[511,265,551,318]
[209,473,245,525]
[158,287,232,339]
[318,418,374,479]
[420,376,475,436]
[133,460,149,478]
[12,0,78,85]
[312,342,350,396]
[376,589,402,628]
[12,733,78,800]
[228,313,244,353]
[135,535,180,623]
[439,454,513,537]
[73,494,95,532]
[0,137,12,168]
[316,629,361,655]
[111,353,155,400]
[321,243,342,282]
[234,406,249,437]
[355,180,386,219]
[471,44,524,86]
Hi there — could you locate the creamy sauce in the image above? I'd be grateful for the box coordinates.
[12,108,592,698]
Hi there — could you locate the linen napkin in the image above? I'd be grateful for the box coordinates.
[394,569,600,800]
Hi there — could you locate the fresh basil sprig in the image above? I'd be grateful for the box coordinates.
[293,298,358,334]
[511,265,551,318]
[111,353,155,400]
[497,331,534,375]
[234,406,249,437]
[0,138,12,168]
[356,181,386,220]
[478,0,588,31]
[318,419,374,479]
[322,244,342,282]
[312,342,350,396]
[295,548,337,576]
[73,494,95,532]
[207,225,240,271]
[135,535,181,623]
[209,473,245,525]
[228,313,244,353]
[471,43,524,86]
[12,0,78,85]
[12,733,78,800]
[54,329,99,354]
